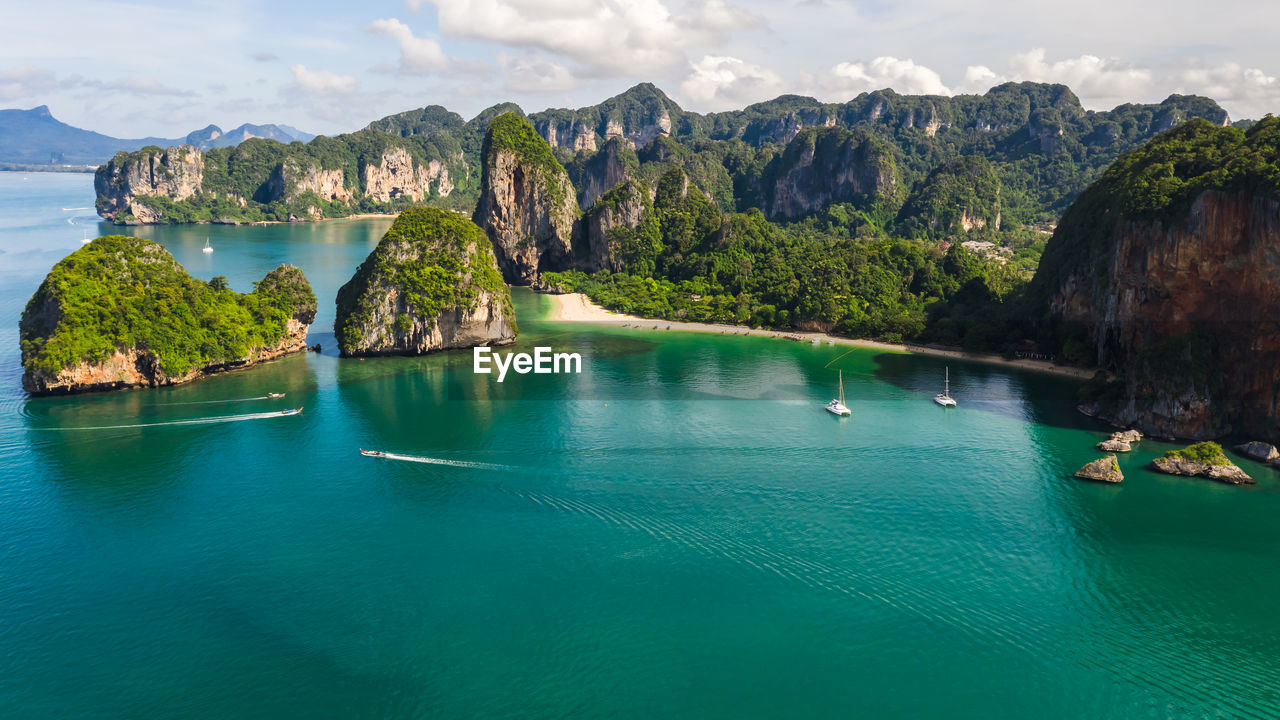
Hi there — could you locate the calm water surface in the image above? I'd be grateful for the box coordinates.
[2,172,1279,718]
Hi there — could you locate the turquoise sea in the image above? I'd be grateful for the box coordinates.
[2,171,1280,718]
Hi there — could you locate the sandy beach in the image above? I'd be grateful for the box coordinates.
[548,292,1096,379]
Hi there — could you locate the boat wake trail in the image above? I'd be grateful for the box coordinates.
[42,409,300,431]
[157,395,278,406]
[372,453,511,471]
[517,491,1059,660]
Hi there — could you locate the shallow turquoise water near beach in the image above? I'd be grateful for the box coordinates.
[3,172,1280,718]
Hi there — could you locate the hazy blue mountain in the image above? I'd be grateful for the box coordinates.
[0,105,311,168]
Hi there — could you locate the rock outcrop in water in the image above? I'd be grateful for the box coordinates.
[1149,442,1253,485]
[335,207,515,356]
[1074,455,1123,483]
[20,236,315,394]
[472,113,578,284]
[1034,118,1280,441]
[1235,441,1279,463]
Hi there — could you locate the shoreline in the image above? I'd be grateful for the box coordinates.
[547,292,1096,380]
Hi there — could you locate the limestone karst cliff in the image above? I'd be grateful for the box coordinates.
[95,138,461,224]
[94,145,204,223]
[765,127,897,219]
[20,236,316,394]
[472,113,579,284]
[334,208,515,356]
[1034,117,1280,440]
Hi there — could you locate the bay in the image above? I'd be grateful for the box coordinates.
[2,171,1279,718]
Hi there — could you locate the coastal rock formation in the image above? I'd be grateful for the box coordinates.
[1149,442,1254,485]
[1096,429,1142,452]
[1235,441,1279,463]
[1035,118,1280,440]
[335,207,515,356]
[577,137,635,210]
[94,145,204,223]
[361,147,454,203]
[473,113,578,284]
[1074,455,1123,483]
[268,159,352,204]
[20,236,315,394]
[582,180,654,272]
[767,127,897,219]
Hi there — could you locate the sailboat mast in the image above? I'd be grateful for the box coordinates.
[839,370,845,406]
[945,367,949,396]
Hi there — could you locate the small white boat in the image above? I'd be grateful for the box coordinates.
[280,406,302,416]
[267,392,285,399]
[202,237,213,254]
[825,370,852,416]
[934,367,957,407]
[81,229,91,245]
[811,338,820,345]
[359,448,383,457]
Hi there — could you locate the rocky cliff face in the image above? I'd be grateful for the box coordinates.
[473,113,578,284]
[1049,190,1280,439]
[577,137,634,210]
[582,180,650,271]
[361,147,455,203]
[22,319,310,395]
[94,145,204,223]
[767,127,896,219]
[335,208,515,356]
[268,159,352,204]
[539,118,597,152]
[21,239,316,395]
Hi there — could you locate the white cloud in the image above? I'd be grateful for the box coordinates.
[90,76,192,97]
[821,56,952,99]
[1176,62,1280,118]
[501,55,575,92]
[288,65,357,95]
[679,55,783,110]
[958,49,1153,101]
[366,18,448,75]
[0,65,59,101]
[419,0,762,75]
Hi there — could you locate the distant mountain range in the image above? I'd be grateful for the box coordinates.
[0,105,313,168]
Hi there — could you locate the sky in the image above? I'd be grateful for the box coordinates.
[3,0,1279,138]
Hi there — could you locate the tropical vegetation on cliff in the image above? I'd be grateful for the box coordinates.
[334,207,514,356]
[95,81,1232,236]
[1161,442,1232,467]
[20,236,316,383]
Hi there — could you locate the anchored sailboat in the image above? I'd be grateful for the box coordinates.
[202,237,213,254]
[934,367,957,407]
[826,370,852,416]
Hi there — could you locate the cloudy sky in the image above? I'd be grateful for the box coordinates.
[3,0,1279,138]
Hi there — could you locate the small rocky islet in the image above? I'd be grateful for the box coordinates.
[335,207,516,357]
[1150,442,1254,485]
[19,235,317,395]
[1074,455,1124,483]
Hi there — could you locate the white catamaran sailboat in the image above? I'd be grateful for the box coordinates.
[826,370,852,416]
[202,237,213,254]
[934,367,957,407]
